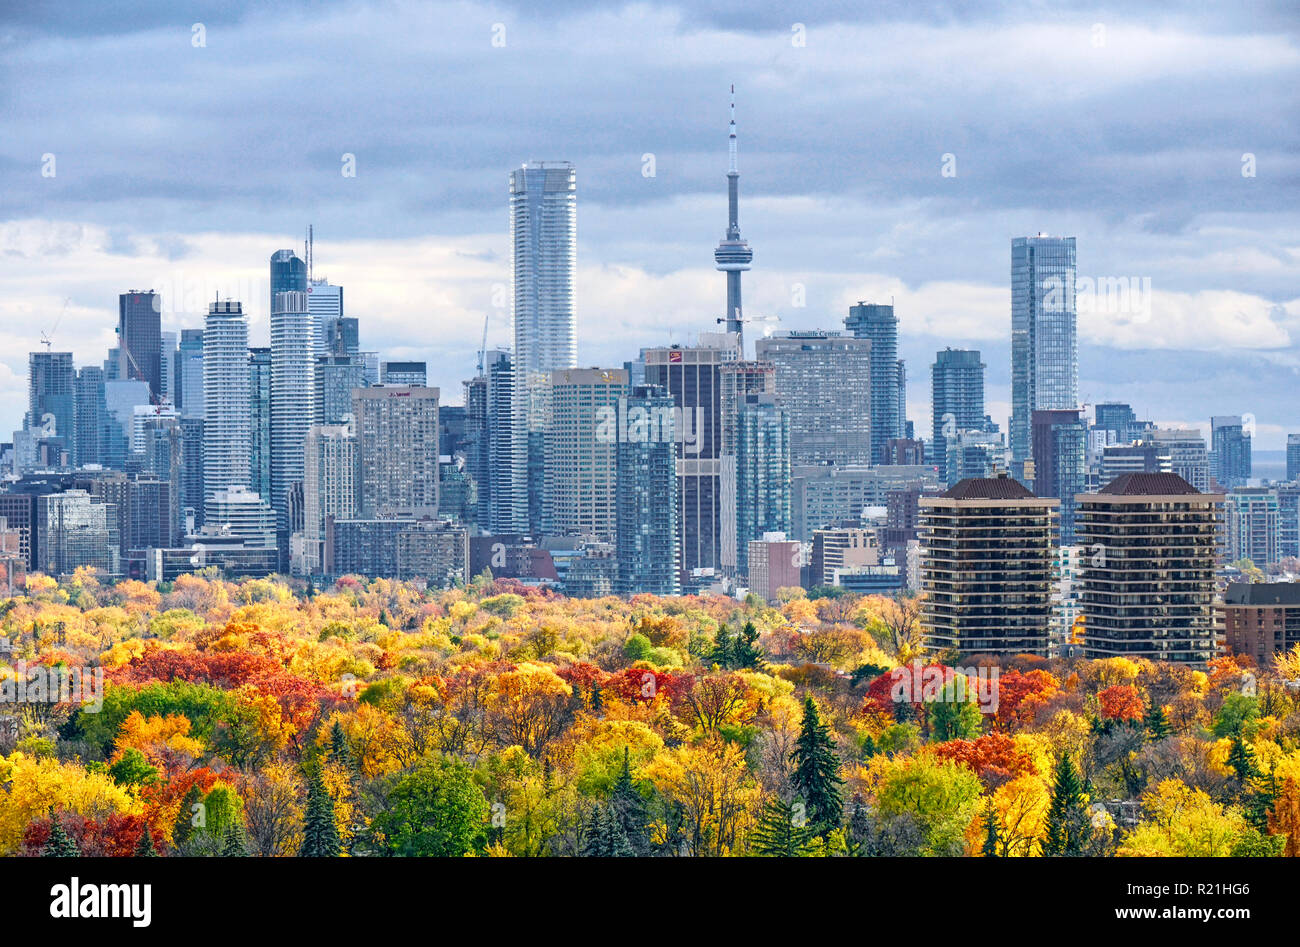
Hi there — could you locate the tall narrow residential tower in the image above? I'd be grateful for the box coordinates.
[509,160,577,533]
[714,85,753,341]
[202,301,252,520]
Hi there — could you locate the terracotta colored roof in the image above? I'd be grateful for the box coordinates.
[1098,472,1199,496]
[941,477,1037,500]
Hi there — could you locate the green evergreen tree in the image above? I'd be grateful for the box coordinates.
[328,720,351,767]
[1143,699,1170,741]
[221,823,249,856]
[135,824,158,857]
[791,695,844,836]
[980,801,1001,857]
[173,784,203,848]
[300,768,341,857]
[750,797,812,856]
[733,621,762,669]
[1043,754,1090,856]
[1228,735,1261,784]
[710,623,732,667]
[581,805,635,857]
[43,810,80,857]
[609,748,650,855]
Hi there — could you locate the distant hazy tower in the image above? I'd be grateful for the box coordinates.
[270,289,316,534]
[118,291,162,400]
[203,301,252,519]
[1010,235,1077,480]
[714,85,753,341]
[510,160,577,532]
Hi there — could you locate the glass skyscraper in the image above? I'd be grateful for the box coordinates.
[931,348,985,480]
[1011,235,1077,480]
[616,385,680,595]
[118,291,162,400]
[845,302,902,463]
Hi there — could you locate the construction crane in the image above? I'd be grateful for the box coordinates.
[39,297,71,350]
[476,313,489,375]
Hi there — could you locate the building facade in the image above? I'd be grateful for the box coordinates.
[919,476,1057,656]
[1077,473,1222,664]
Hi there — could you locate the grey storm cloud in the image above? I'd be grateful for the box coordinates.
[1,0,1298,442]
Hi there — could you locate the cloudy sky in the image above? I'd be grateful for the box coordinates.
[2,1,1298,450]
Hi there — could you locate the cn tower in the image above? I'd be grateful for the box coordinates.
[713,84,753,343]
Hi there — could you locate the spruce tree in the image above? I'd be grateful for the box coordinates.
[221,823,249,857]
[750,797,812,857]
[1228,735,1261,784]
[300,768,341,857]
[791,695,844,836]
[1043,754,1089,856]
[581,805,635,857]
[328,720,351,767]
[609,749,650,855]
[733,621,762,669]
[43,810,80,857]
[173,784,203,848]
[135,824,158,857]
[1144,699,1170,741]
[981,801,1001,857]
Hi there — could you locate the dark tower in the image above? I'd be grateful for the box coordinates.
[714,85,752,344]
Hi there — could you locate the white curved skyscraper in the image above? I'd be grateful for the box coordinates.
[203,301,251,520]
[508,160,576,533]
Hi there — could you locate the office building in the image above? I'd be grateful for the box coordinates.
[249,347,272,503]
[35,490,120,577]
[930,348,985,479]
[315,354,369,425]
[747,533,802,604]
[732,393,791,578]
[1211,415,1252,488]
[1288,434,1300,483]
[177,329,204,420]
[1145,428,1210,492]
[1010,235,1078,479]
[755,331,873,466]
[791,464,942,541]
[1094,403,1138,444]
[810,527,879,588]
[845,302,902,462]
[118,291,162,400]
[615,384,679,595]
[302,422,358,575]
[544,368,627,542]
[644,336,737,579]
[1031,408,1087,544]
[381,361,426,386]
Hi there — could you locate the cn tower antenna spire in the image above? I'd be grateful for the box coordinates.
[714,83,752,342]
[728,84,738,173]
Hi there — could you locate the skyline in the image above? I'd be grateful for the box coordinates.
[2,2,1298,448]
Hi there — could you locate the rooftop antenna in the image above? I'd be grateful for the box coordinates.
[306,224,314,283]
